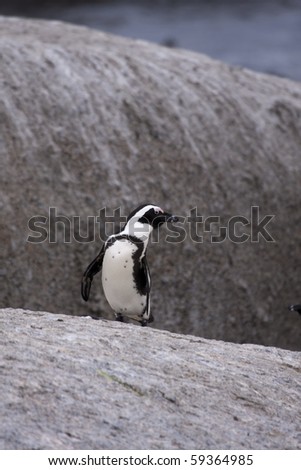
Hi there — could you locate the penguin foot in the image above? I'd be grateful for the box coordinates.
[115,314,125,322]
[140,319,148,327]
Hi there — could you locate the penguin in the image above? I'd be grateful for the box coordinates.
[81,204,178,326]
[288,304,301,316]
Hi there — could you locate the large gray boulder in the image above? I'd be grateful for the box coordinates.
[1,308,300,450]
[0,17,301,350]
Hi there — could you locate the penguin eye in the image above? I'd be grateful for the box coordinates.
[154,209,160,215]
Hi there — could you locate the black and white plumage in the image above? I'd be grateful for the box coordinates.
[81,204,178,326]
[288,304,301,316]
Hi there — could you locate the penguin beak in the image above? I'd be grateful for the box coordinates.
[152,211,178,229]
[165,213,178,223]
[289,304,301,315]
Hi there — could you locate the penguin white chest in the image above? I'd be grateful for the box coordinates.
[102,239,146,317]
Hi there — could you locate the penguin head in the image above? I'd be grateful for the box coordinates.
[123,204,178,238]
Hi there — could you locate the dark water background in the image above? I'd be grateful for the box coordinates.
[1,0,301,82]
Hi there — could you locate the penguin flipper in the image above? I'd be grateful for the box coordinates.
[289,304,301,315]
[142,256,151,295]
[142,257,152,323]
[81,246,105,301]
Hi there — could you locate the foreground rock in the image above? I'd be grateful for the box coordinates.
[1,308,300,449]
[0,17,301,350]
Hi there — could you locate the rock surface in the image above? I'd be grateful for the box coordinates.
[1,308,300,450]
[0,17,301,350]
